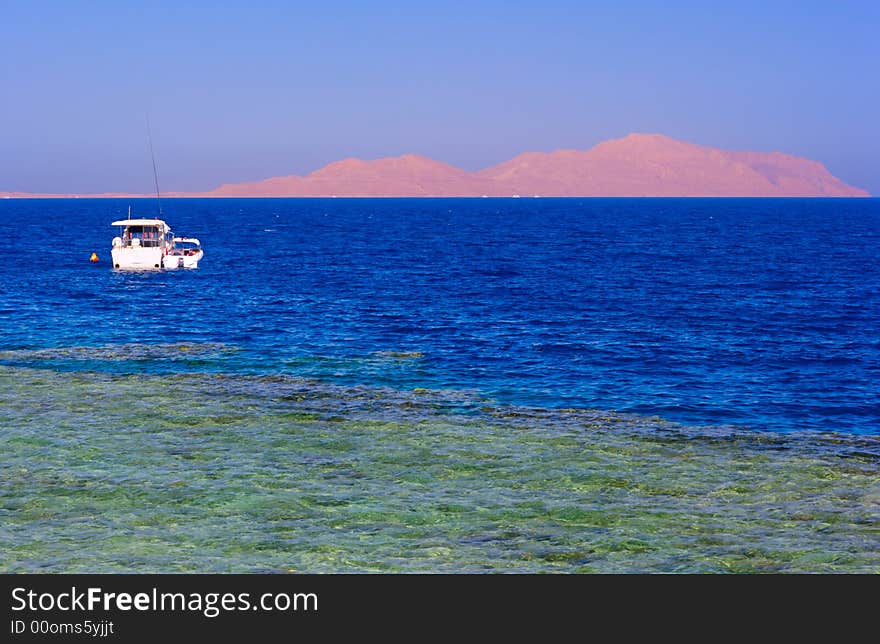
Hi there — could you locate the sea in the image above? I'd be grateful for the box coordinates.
[1,197,878,572]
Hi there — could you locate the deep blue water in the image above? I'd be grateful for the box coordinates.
[1,197,877,435]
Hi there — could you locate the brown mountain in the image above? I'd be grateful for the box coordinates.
[210,154,486,197]
[205,134,867,197]
[1,134,868,198]
[477,134,867,196]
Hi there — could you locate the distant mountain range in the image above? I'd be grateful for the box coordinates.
[2,134,869,198]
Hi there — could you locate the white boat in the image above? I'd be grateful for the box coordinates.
[110,122,204,270]
[110,219,203,270]
[163,237,203,269]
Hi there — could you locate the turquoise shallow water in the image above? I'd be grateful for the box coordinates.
[1,356,877,573]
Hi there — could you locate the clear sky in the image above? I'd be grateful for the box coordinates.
[1,1,877,194]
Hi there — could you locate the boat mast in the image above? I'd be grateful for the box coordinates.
[146,114,162,217]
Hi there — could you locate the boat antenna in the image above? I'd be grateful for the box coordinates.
[146,114,162,217]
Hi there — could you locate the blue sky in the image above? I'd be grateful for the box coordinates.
[1,1,877,193]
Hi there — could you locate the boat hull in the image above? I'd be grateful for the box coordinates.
[162,251,203,269]
[111,247,164,270]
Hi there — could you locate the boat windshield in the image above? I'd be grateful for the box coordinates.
[168,241,201,256]
[122,225,163,248]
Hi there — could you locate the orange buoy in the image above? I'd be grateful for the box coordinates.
[90,252,99,262]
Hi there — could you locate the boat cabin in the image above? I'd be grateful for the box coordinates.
[166,237,202,256]
[111,218,172,250]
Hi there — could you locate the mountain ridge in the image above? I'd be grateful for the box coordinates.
[1,134,869,197]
